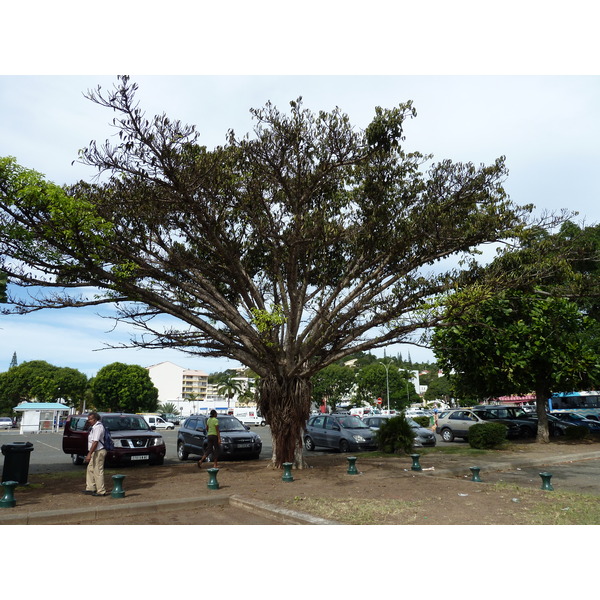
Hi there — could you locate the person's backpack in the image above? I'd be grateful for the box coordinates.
[103,425,115,451]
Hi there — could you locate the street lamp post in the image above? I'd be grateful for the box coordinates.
[380,360,391,412]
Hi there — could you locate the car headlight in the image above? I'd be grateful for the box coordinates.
[221,436,231,444]
[153,436,164,446]
[352,435,366,442]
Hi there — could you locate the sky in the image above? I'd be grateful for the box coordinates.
[1,4,599,383]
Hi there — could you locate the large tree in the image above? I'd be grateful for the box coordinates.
[432,291,600,441]
[0,77,557,466]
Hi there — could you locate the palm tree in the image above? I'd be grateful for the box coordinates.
[217,378,244,410]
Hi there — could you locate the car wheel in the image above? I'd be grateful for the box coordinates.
[339,439,350,453]
[441,428,454,442]
[177,442,189,461]
[169,425,175,430]
[304,436,315,451]
[520,426,535,437]
[72,454,84,465]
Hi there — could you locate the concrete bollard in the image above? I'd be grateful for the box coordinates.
[282,462,294,482]
[111,474,126,498]
[539,472,554,491]
[346,456,359,475]
[0,481,18,508]
[410,454,422,471]
[469,466,482,482]
[207,468,220,490]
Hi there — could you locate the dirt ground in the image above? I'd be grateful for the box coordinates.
[6,441,600,525]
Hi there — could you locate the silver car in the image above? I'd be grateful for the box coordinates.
[304,414,377,452]
[362,415,437,447]
[0,417,13,430]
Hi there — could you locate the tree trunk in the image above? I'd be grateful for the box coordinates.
[535,385,551,443]
[257,375,312,468]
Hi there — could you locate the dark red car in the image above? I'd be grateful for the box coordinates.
[62,412,166,466]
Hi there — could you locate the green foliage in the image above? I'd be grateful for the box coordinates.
[91,362,158,413]
[412,416,430,428]
[355,362,414,410]
[468,422,508,449]
[311,364,355,412]
[0,360,88,411]
[433,291,600,402]
[375,415,416,454]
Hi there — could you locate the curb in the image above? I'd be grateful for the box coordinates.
[0,493,337,525]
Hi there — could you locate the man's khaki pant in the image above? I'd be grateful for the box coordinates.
[86,449,107,494]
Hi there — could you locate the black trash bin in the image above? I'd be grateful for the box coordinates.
[1,442,34,484]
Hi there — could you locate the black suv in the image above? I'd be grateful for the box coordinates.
[62,413,166,466]
[177,414,262,461]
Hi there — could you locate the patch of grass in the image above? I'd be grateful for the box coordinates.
[490,482,600,525]
[287,496,422,524]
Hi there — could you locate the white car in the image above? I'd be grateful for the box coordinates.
[0,417,13,430]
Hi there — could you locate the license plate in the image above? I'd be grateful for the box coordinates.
[237,443,251,448]
[131,455,149,461]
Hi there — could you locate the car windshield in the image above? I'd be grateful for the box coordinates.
[217,416,247,432]
[102,416,150,431]
[337,416,369,429]
[407,418,420,428]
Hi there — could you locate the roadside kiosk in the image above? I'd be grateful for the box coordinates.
[13,402,71,434]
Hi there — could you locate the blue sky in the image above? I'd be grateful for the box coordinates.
[1,4,599,378]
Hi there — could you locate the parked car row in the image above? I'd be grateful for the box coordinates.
[303,412,437,453]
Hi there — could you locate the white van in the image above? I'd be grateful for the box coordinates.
[233,408,266,426]
[140,414,175,430]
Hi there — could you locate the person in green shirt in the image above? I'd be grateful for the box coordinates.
[198,410,221,469]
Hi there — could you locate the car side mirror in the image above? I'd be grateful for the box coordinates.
[151,425,156,430]
[245,425,250,430]
[333,424,340,431]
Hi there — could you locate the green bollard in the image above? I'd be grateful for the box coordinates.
[539,472,554,491]
[469,466,482,482]
[111,474,126,498]
[347,456,359,475]
[282,462,294,482]
[207,468,220,490]
[410,454,422,471]
[0,481,18,508]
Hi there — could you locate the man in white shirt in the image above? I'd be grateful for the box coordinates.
[84,412,107,497]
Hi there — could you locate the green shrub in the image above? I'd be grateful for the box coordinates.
[565,425,589,440]
[468,422,507,449]
[376,415,415,454]
[413,416,431,428]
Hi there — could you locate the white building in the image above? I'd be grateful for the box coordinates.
[146,361,210,417]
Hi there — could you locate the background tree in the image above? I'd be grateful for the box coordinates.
[432,291,600,441]
[90,362,158,413]
[422,374,452,405]
[0,270,6,303]
[158,402,179,415]
[355,362,416,410]
[217,376,243,410]
[0,77,559,466]
[0,360,88,411]
[311,363,356,412]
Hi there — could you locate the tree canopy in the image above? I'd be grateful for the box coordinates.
[0,77,560,465]
[90,362,158,413]
[0,360,88,412]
